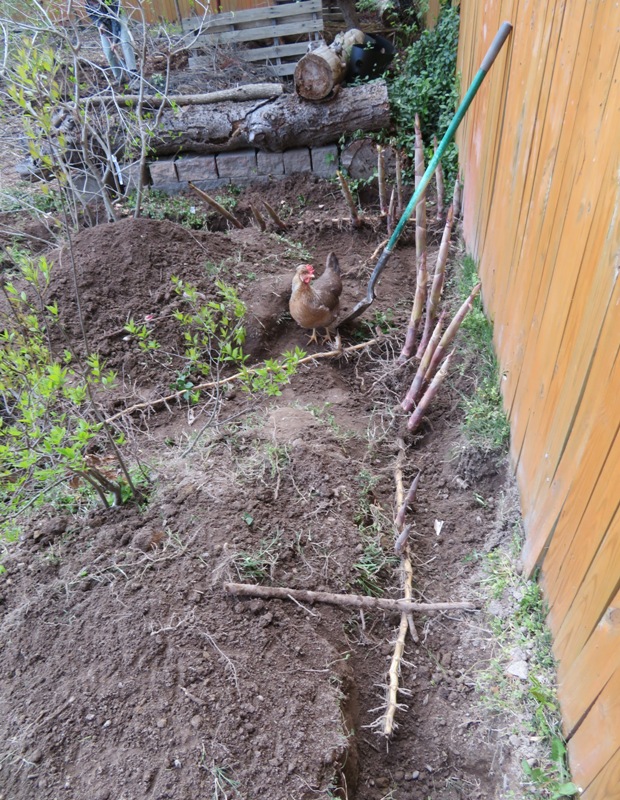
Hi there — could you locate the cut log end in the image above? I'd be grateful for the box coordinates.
[295,47,346,101]
[295,57,332,99]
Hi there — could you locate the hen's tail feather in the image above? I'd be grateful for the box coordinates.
[326,252,340,275]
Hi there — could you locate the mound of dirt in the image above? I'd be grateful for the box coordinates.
[0,177,527,800]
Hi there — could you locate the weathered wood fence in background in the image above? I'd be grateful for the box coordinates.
[182,0,323,76]
[456,1,620,796]
[124,0,265,23]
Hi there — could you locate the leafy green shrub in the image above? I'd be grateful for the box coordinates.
[0,186,61,215]
[389,4,460,183]
[125,277,304,398]
[0,255,139,517]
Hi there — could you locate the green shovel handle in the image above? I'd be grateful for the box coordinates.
[365,21,513,297]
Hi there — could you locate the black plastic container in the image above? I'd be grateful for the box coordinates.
[346,33,396,81]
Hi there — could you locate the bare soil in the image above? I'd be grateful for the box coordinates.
[0,175,527,800]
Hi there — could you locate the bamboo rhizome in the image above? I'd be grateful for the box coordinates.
[398,116,428,364]
[262,200,288,231]
[453,177,462,218]
[377,144,388,216]
[433,134,445,222]
[407,350,454,433]
[425,283,481,382]
[416,204,455,358]
[189,182,243,229]
[402,311,446,412]
[336,169,361,228]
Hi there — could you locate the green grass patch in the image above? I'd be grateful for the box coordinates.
[475,531,579,799]
[458,255,510,450]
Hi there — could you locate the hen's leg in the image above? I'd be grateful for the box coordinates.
[307,329,319,345]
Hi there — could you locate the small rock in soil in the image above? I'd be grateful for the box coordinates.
[506,660,529,680]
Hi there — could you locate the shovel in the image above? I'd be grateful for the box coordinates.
[339,21,513,326]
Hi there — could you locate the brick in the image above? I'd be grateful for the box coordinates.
[216,150,258,179]
[148,159,178,185]
[191,178,232,192]
[146,182,189,196]
[175,155,218,182]
[282,148,311,175]
[257,151,285,176]
[311,145,339,178]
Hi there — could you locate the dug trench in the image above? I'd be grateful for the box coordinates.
[0,176,524,799]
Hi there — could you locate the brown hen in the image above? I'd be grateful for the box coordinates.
[289,252,342,344]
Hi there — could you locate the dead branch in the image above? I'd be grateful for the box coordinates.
[223,582,477,613]
[81,83,284,107]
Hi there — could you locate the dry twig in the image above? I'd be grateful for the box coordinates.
[224,583,476,614]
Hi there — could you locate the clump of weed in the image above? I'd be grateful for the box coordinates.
[0,253,145,518]
[351,469,397,596]
[232,532,282,582]
[128,190,208,229]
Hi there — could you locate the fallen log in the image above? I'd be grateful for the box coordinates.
[223,582,477,614]
[151,81,390,155]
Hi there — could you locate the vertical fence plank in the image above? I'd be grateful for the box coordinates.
[567,669,620,791]
[526,226,620,582]
[551,502,620,667]
[520,165,620,563]
[580,746,620,800]
[507,0,619,460]
[559,590,620,737]
[469,0,516,271]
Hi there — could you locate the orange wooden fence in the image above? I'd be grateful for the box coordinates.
[456,1,620,796]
